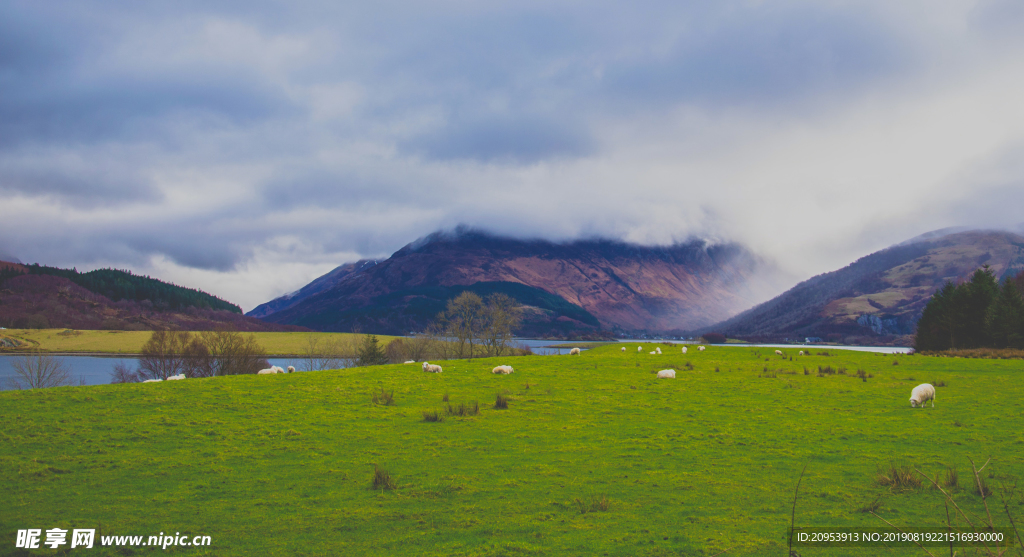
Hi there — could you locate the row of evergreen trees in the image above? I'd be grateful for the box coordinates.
[0,264,241,314]
[915,266,1024,350]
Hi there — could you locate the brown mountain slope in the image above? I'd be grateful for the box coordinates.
[0,267,305,332]
[251,229,781,335]
[702,229,1024,343]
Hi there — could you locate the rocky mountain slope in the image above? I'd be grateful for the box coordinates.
[249,229,782,336]
[700,229,1024,344]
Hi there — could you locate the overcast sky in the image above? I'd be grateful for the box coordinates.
[2,1,1024,311]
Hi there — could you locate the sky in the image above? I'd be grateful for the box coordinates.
[2,0,1024,312]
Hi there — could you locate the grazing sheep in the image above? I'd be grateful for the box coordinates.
[682,346,688,354]
[167,374,185,381]
[638,346,643,352]
[404,360,416,364]
[775,350,783,356]
[422,362,443,373]
[909,383,936,408]
[655,347,662,354]
[257,368,279,375]
[492,365,514,374]
[569,347,581,355]
[142,379,162,383]
[656,369,676,379]
[798,351,804,356]
[649,351,657,355]
[621,347,626,352]
[698,346,706,351]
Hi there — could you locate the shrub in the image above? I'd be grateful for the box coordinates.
[702,332,727,344]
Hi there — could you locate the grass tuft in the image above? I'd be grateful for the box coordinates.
[574,494,610,514]
[442,391,449,402]
[422,409,443,422]
[494,393,509,409]
[857,497,883,513]
[446,401,480,417]
[876,462,922,491]
[372,386,394,406]
[372,465,397,491]
[942,466,958,490]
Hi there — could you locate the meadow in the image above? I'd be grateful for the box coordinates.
[0,329,398,355]
[1,345,1023,556]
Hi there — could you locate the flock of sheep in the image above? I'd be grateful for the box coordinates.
[136,343,939,408]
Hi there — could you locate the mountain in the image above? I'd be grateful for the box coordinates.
[0,261,305,332]
[249,228,782,337]
[247,259,381,318]
[701,229,1024,344]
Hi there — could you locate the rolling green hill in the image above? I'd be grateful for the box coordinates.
[2,346,1022,555]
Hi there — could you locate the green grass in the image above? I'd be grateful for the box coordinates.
[2,346,1023,556]
[0,329,399,355]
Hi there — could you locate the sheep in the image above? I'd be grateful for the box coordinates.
[775,350,783,356]
[569,347,581,355]
[404,360,416,364]
[621,347,626,352]
[649,351,657,355]
[638,346,643,352]
[492,365,514,374]
[422,362,443,373]
[909,383,936,408]
[655,347,662,354]
[798,351,804,356]
[698,346,706,351]
[682,346,688,354]
[257,368,279,375]
[142,379,163,383]
[167,374,186,381]
[656,369,676,379]
[287,366,295,373]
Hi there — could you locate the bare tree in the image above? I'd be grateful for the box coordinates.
[300,333,357,371]
[138,330,191,380]
[110,361,140,384]
[442,292,485,359]
[481,293,522,357]
[197,331,269,376]
[7,352,72,389]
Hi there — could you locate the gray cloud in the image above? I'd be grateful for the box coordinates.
[1,0,1022,311]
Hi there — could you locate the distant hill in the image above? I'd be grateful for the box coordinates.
[0,261,305,332]
[249,228,782,337]
[700,229,1024,344]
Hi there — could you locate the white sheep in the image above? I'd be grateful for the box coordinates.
[698,346,706,351]
[422,362,443,373]
[649,351,657,354]
[621,347,626,352]
[656,369,676,379]
[287,366,295,373]
[655,347,662,354]
[909,383,936,408]
[257,368,279,375]
[775,350,783,356]
[492,365,514,374]
[142,379,162,383]
[638,346,642,352]
[798,351,804,356]
[569,347,581,355]
[404,360,416,364]
[682,346,688,354]
[167,374,185,381]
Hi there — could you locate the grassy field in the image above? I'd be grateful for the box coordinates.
[0,329,399,355]
[2,345,1023,556]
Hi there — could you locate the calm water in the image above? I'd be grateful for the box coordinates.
[0,341,910,388]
